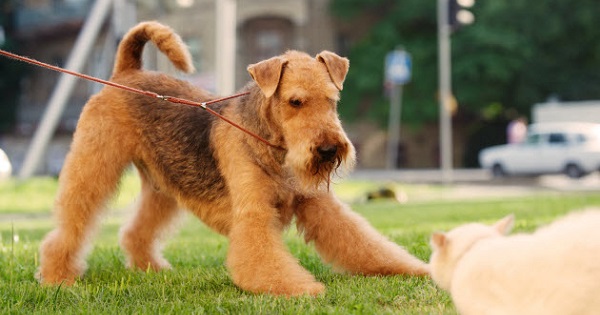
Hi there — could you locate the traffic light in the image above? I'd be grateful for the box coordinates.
[448,0,475,31]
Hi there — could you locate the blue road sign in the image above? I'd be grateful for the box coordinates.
[385,49,411,85]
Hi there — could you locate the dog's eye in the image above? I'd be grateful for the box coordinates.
[289,99,302,107]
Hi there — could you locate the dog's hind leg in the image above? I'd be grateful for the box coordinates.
[37,109,132,285]
[295,193,429,276]
[119,167,181,271]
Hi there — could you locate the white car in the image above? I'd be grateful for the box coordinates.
[479,122,600,178]
[0,148,11,180]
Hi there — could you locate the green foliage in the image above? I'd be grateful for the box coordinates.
[453,0,600,116]
[331,0,600,126]
[332,0,438,126]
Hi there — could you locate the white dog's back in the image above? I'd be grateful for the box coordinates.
[429,210,600,315]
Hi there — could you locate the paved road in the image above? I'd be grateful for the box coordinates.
[350,168,489,183]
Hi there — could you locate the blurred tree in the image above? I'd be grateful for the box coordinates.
[331,0,438,126]
[330,0,600,126]
[453,0,600,117]
[0,0,23,134]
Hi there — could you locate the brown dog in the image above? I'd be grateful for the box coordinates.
[37,21,428,296]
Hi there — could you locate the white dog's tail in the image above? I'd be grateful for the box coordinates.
[112,21,195,75]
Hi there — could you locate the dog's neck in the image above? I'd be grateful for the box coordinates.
[230,83,286,149]
[224,83,286,163]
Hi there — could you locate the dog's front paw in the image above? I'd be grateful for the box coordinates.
[125,257,172,272]
[228,259,326,297]
[242,279,326,297]
[286,281,326,297]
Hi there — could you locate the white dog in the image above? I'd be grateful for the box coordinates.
[429,209,600,315]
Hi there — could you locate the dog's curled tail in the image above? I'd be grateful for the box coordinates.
[113,21,195,74]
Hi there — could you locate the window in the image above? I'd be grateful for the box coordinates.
[241,17,293,63]
[526,133,542,144]
[548,133,567,144]
[256,30,283,61]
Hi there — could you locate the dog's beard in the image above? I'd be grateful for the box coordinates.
[311,154,343,191]
[285,142,355,194]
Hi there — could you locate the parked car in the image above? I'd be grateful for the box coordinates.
[479,122,600,178]
[0,148,12,180]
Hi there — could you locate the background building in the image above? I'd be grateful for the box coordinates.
[4,0,370,174]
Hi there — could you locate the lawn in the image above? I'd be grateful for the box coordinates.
[1,173,599,314]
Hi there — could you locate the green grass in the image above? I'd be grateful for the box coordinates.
[0,172,141,215]
[1,175,599,314]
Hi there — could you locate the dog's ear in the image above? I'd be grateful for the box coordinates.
[430,232,448,249]
[247,56,287,98]
[493,214,515,235]
[316,51,349,91]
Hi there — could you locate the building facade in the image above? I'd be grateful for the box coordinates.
[5,0,361,173]
[4,0,464,173]
[12,0,349,134]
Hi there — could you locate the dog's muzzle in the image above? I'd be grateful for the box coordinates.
[317,144,339,163]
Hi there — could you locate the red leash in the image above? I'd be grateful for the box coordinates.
[0,49,284,150]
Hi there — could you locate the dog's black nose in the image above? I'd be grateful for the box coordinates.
[317,144,338,162]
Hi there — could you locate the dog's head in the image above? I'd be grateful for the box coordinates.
[428,215,515,291]
[248,50,356,193]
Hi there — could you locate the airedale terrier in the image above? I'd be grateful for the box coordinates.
[37,21,428,296]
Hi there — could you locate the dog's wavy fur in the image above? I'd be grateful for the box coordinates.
[37,21,428,296]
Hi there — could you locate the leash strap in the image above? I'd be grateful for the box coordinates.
[0,49,284,150]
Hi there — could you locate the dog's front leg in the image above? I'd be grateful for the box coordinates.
[295,193,429,276]
[225,179,324,296]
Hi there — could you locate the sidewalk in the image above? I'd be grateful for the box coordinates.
[345,169,600,203]
[350,168,600,191]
